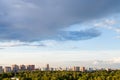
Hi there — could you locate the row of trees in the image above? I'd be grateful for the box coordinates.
[0,70,120,80]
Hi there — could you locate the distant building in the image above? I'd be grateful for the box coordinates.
[41,67,46,71]
[65,67,69,71]
[73,66,80,71]
[0,66,3,74]
[54,67,63,71]
[80,67,85,72]
[19,65,26,70]
[58,67,63,71]
[50,68,54,71]
[12,64,19,72]
[46,64,49,71]
[88,68,93,72]
[27,65,35,70]
[4,67,11,73]
[105,68,111,71]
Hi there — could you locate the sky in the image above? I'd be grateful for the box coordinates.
[0,0,120,68]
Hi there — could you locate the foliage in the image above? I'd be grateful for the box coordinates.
[0,70,120,80]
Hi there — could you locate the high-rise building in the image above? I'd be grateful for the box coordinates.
[80,67,85,72]
[73,66,80,71]
[46,64,49,71]
[19,65,26,70]
[0,66,3,74]
[12,64,19,72]
[4,67,11,73]
[26,65,35,70]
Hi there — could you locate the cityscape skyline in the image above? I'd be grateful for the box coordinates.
[0,63,114,74]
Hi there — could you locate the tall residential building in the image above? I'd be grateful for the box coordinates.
[12,64,19,72]
[19,65,26,70]
[46,64,49,71]
[4,67,11,73]
[26,65,35,70]
[0,66,3,74]
[80,67,85,72]
[73,66,80,71]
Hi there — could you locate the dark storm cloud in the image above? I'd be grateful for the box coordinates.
[0,0,120,41]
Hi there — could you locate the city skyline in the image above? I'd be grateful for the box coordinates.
[0,63,113,73]
[0,0,120,68]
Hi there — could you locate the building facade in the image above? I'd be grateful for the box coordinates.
[19,65,26,70]
[4,67,11,73]
[12,64,19,72]
[27,65,35,70]
[0,66,3,74]
[80,67,85,72]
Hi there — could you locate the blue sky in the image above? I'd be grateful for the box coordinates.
[0,0,120,68]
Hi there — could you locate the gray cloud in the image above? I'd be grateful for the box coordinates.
[0,0,120,41]
[0,48,4,49]
[56,29,101,41]
[0,28,101,48]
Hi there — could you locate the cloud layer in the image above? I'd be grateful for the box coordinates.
[56,29,101,41]
[0,0,120,41]
[0,29,101,48]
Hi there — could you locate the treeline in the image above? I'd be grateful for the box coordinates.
[1,70,120,80]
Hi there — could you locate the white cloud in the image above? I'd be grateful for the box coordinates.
[94,19,116,28]
[94,18,120,34]
[0,40,59,48]
[115,36,120,39]
[0,40,26,47]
